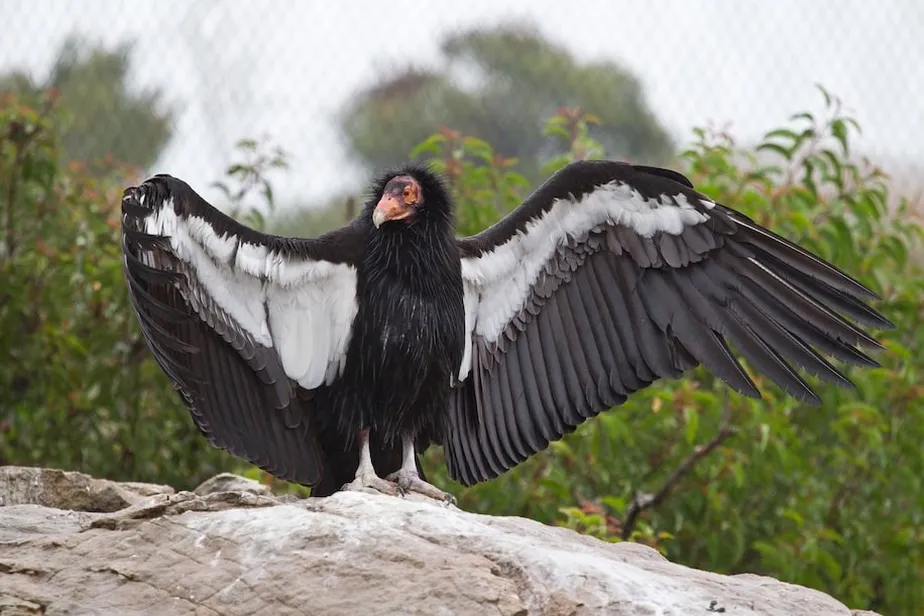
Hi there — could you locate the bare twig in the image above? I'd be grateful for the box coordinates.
[621,396,738,541]
[344,196,357,223]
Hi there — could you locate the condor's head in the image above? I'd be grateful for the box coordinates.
[369,166,453,231]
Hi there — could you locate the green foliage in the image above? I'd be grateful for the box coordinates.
[341,24,673,185]
[211,137,289,231]
[414,91,924,615]
[211,138,365,240]
[0,36,173,171]
[2,82,921,615]
[0,91,237,489]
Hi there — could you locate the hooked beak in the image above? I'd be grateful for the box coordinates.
[372,194,411,228]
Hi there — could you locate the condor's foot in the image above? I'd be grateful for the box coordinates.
[340,427,399,496]
[387,469,456,505]
[340,472,399,496]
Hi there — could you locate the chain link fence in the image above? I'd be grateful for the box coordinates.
[3,0,922,210]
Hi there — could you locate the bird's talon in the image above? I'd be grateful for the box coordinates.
[340,474,399,496]
[438,491,457,506]
[387,470,455,503]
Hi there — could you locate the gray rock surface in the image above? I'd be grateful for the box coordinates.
[0,466,879,616]
[0,466,174,512]
[193,473,273,498]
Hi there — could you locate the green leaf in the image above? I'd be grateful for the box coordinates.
[756,142,793,161]
[762,128,800,146]
[409,133,446,159]
[831,118,849,155]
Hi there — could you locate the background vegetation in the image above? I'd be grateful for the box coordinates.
[1,81,921,615]
[340,24,673,186]
[0,37,172,172]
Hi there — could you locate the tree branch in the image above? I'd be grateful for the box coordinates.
[621,399,738,541]
[4,123,25,261]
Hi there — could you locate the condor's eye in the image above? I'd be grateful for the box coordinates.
[403,186,413,199]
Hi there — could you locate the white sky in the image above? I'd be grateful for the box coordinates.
[3,0,922,208]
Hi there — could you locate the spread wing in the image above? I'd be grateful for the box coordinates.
[120,174,363,485]
[444,160,893,486]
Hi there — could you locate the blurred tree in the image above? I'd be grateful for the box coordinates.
[0,36,172,170]
[265,193,359,238]
[1,90,236,489]
[340,24,674,182]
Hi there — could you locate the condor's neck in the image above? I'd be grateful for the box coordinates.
[362,218,459,291]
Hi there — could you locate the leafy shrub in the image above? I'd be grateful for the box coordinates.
[0,91,237,487]
[415,91,924,615]
[1,87,920,614]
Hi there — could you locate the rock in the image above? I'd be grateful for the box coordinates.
[0,465,174,512]
[193,472,273,497]
[0,466,880,616]
[0,595,46,616]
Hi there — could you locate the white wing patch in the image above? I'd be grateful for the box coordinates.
[144,201,359,391]
[460,181,712,354]
[457,280,480,382]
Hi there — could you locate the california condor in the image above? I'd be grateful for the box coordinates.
[120,160,892,502]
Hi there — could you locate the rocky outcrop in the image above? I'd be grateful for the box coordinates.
[0,466,878,616]
[0,466,175,513]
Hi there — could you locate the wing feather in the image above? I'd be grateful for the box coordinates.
[447,160,892,486]
[121,174,363,486]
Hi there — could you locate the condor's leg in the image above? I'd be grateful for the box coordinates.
[387,434,456,505]
[340,428,399,496]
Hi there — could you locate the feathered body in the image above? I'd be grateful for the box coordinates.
[313,169,465,495]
